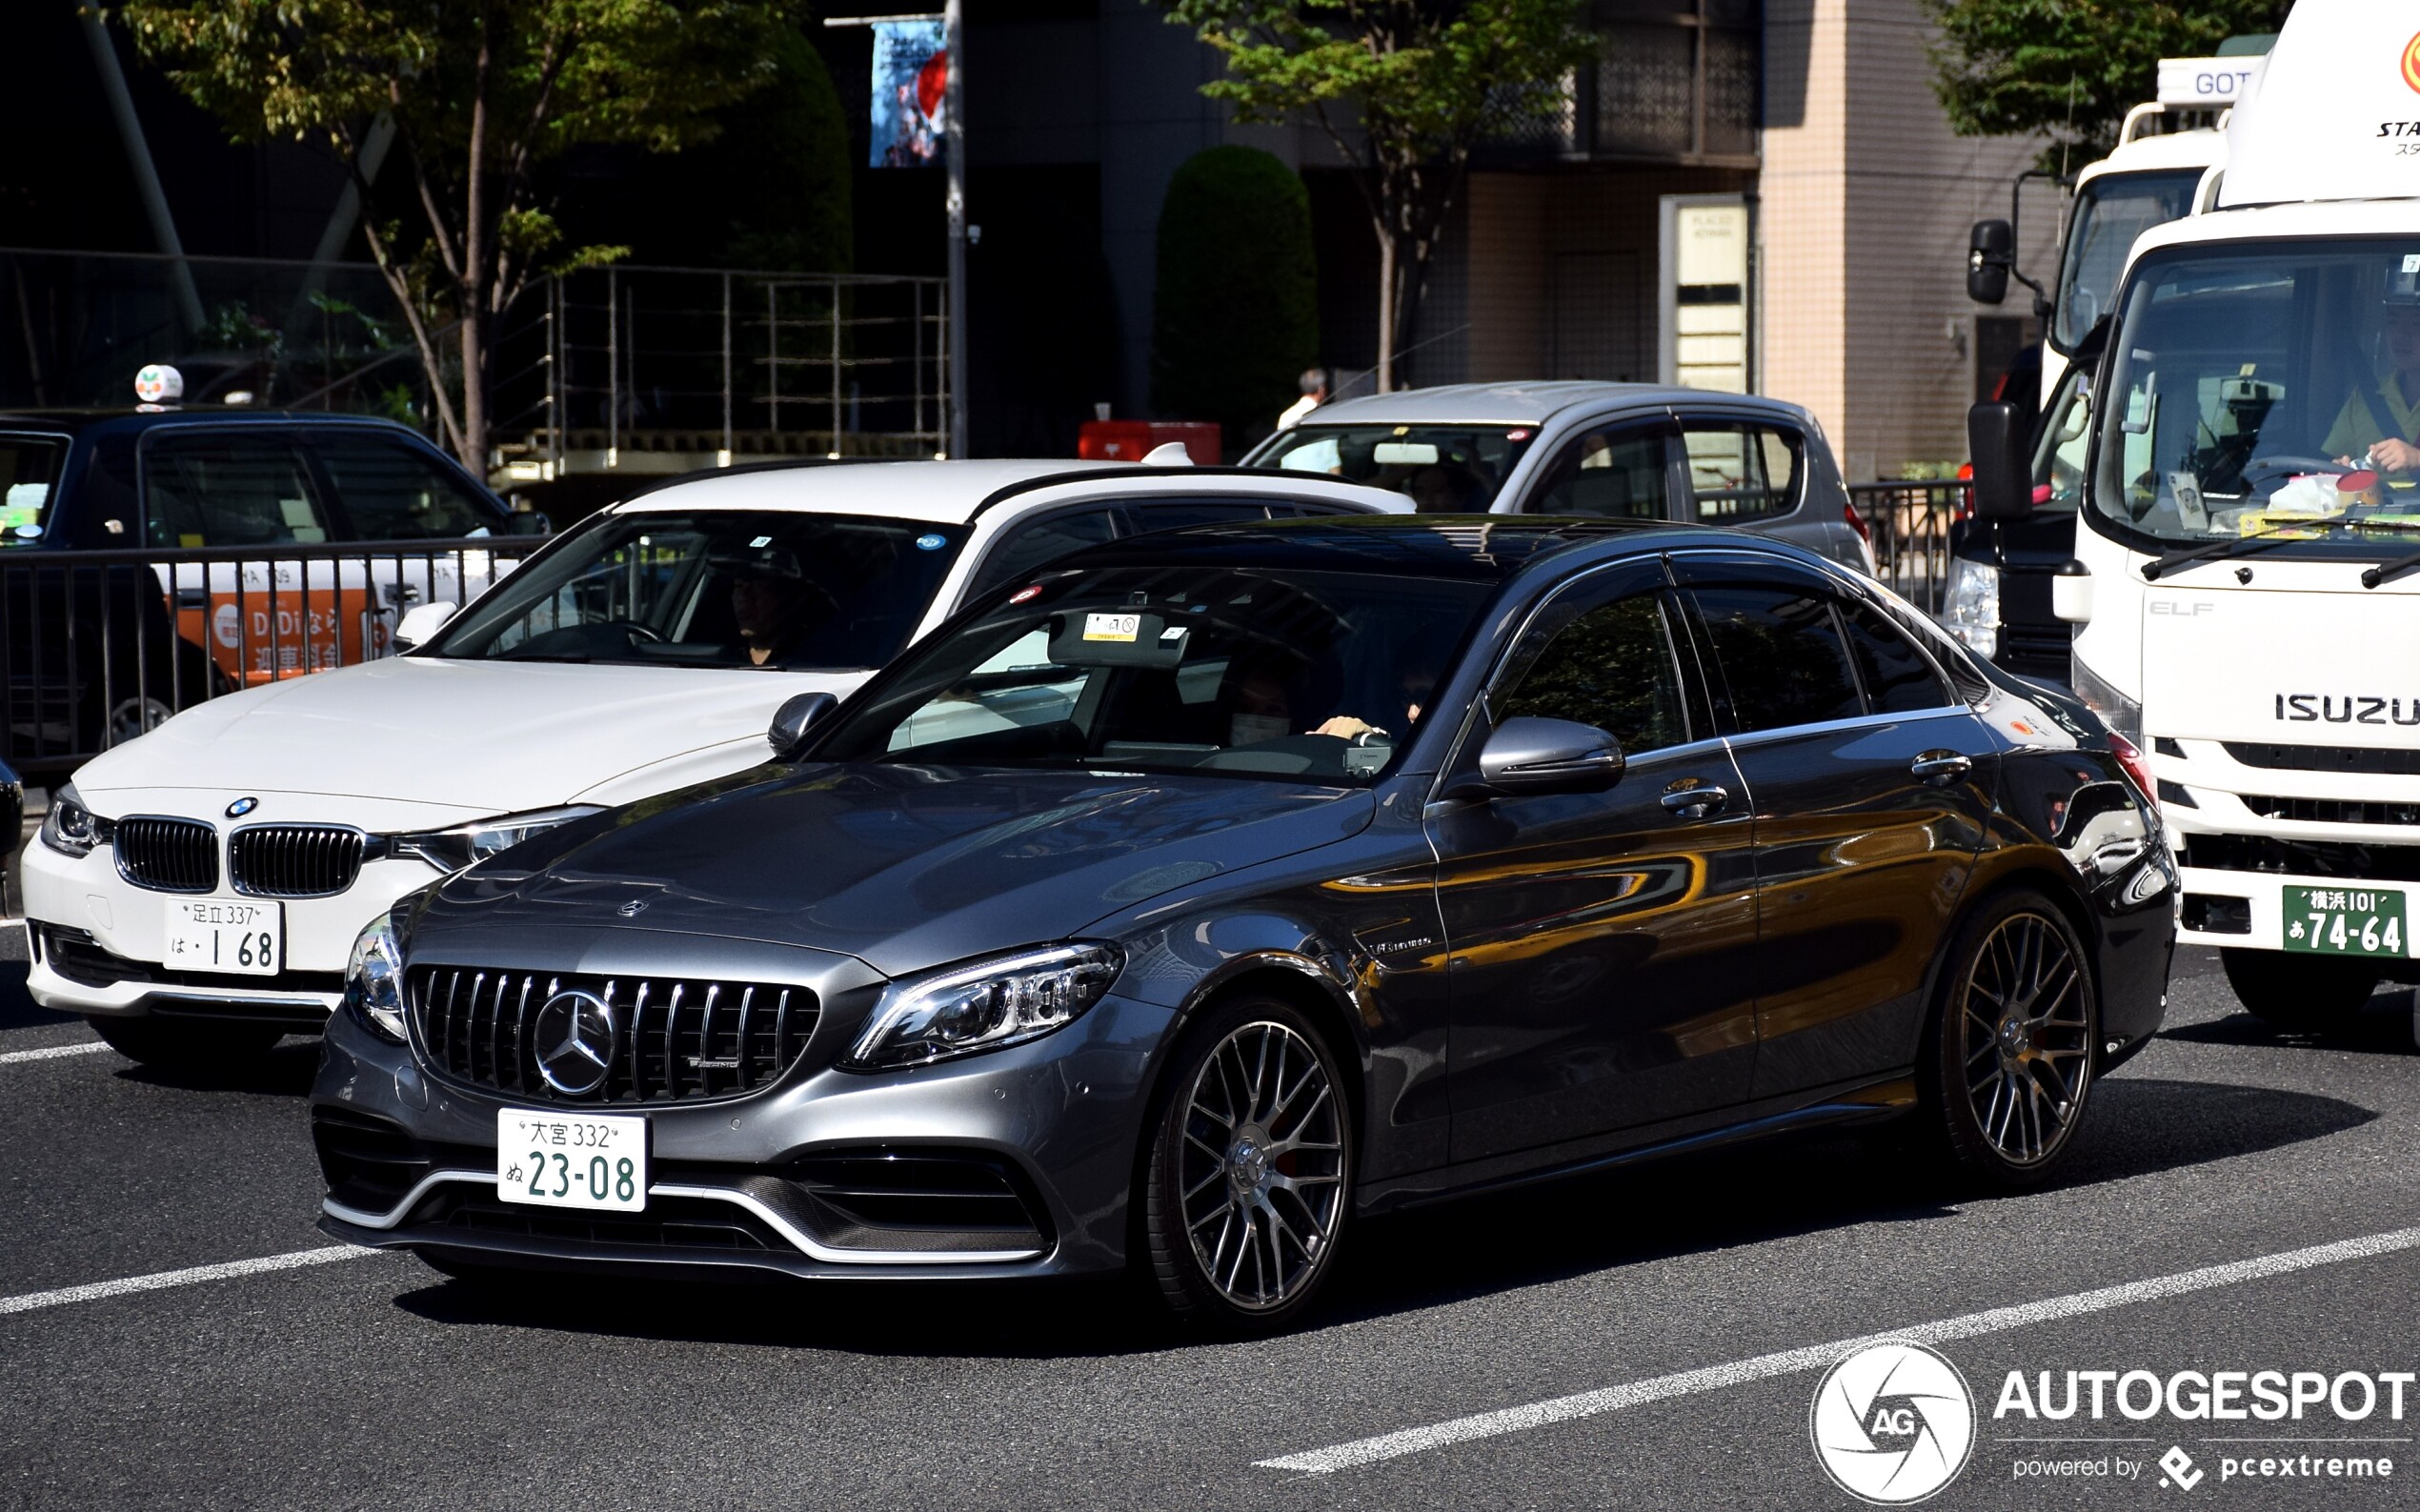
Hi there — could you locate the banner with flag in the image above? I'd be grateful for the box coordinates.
[870,19,948,168]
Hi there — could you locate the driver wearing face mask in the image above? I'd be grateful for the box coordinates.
[1225,655,1388,747]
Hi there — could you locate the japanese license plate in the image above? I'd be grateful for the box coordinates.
[2285,885,2408,958]
[163,898,282,976]
[496,1110,648,1212]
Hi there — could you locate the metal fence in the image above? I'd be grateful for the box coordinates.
[488,265,952,481]
[1848,480,1966,615]
[4,537,543,776]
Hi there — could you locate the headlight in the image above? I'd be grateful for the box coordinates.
[843,942,1122,1071]
[384,804,605,873]
[37,783,110,858]
[2069,654,2144,744]
[1938,557,2001,655]
[343,914,407,1042]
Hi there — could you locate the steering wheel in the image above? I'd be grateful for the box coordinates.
[2242,455,2352,484]
[601,619,664,645]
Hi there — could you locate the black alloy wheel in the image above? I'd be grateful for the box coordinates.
[1922,891,2097,1190]
[1140,994,1351,1330]
[2220,947,2378,1033]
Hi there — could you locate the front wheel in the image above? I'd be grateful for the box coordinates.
[1139,996,1352,1331]
[2221,948,2376,1032]
[85,1014,283,1068]
[1918,893,2097,1191]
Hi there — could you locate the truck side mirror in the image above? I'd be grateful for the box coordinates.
[1967,219,2013,306]
[1967,402,2031,521]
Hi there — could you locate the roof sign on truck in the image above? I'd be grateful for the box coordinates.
[2157,56,2261,109]
[2222,1,2420,209]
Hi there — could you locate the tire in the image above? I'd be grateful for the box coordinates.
[1916,891,2098,1192]
[1139,994,1352,1331]
[85,1014,283,1068]
[2221,948,2377,1033]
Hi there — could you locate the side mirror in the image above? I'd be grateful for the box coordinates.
[2052,559,2094,624]
[1967,401,2031,521]
[393,600,457,652]
[1472,716,1623,796]
[1966,219,2013,306]
[768,690,839,759]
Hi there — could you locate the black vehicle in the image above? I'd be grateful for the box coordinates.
[0,408,534,776]
[0,756,20,906]
[314,516,2173,1329]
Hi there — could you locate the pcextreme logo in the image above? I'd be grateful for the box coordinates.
[2405,30,2420,95]
[1811,1341,1977,1504]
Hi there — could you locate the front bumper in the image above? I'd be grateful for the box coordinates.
[20,835,439,1023]
[312,986,1174,1281]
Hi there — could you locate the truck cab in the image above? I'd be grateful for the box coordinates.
[1969,0,2420,1029]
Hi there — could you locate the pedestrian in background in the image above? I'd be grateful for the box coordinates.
[1277,367,1329,431]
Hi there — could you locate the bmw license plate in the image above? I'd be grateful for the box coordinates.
[163,898,282,976]
[496,1110,648,1211]
[2285,886,2408,958]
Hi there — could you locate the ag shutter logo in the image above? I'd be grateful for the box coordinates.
[1811,1341,1977,1504]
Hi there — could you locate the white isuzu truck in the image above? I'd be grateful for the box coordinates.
[1967,0,2420,1032]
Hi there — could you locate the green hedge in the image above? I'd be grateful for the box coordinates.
[1151,147,1317,452]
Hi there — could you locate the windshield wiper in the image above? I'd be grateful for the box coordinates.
[2141,526,2302,581]
[2362,546,2420,588]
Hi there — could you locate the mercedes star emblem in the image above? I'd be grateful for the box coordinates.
[617,898,649,917]
[532,990,616,1097]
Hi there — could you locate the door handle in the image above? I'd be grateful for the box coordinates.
[1661,783,1729,818]
[1909,750,1973,785]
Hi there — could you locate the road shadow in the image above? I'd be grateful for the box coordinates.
[387,1074,2373,1360]
[109,1038,321,1096]
[2163,985,2416,1057]
[0,962,76,1033]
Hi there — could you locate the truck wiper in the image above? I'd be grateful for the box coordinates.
[2362,547,2420,588]
[2141,527,2300,581]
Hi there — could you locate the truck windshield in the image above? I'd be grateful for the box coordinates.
[0,433,68,547]
[2090,238,2420,558]
[1255,425,1532,512]
[2054,169,2204,353]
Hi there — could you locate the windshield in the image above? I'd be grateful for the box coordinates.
[0,433,68,547]
[2055,169,2204,352]
[815,563,1493,785]
[427,510,967,669]
[1255,425,1535,512]
[2090,238,2420,557]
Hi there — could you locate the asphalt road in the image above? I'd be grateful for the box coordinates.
[3,942,2417,1511]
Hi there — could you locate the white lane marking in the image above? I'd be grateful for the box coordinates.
[0,1245,389,1317]
[1258,1224,2420,1474]
[0,1040,110,1067]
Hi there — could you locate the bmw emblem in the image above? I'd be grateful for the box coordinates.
[226,796,258,818]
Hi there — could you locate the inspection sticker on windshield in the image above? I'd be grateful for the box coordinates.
[1083,612,1141,643]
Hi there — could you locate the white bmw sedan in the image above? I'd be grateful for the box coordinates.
[21,459,1407,1064]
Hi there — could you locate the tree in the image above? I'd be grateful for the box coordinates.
[1921,0,2292,171]
[1152,147,1318,450]
[1160,0,1592,392]
[119,0,798,470]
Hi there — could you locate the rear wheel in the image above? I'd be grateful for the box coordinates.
[2221,948,2377,1033]
[1918,892,2097,1191]
[85,1014,283,1068]
[1139,995,1351,1332]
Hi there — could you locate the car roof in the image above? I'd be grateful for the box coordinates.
[0,408,434,439]
[607,459,1412,524]
[1293,381,1810,428]
[1031,512,1750,582]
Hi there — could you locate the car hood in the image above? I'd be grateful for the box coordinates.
[71,655,868,817]
[417,763,1377,978]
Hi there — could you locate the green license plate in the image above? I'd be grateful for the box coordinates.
[2285,886,2408,958]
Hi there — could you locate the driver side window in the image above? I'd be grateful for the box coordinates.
[1529,425,1673,519]
[1496,591,1691,755]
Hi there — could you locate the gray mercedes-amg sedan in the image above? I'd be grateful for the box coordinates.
[313,516,2173,1329]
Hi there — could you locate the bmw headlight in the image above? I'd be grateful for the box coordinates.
[384,804,606,873]
[1939,557,2001,656]
[343,913,407,1042]
[843,943,1122,1071]
[37,783,110,858]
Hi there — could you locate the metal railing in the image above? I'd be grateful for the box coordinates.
[1848,480,1966,615]
[489,265,952,479]
[3,537,542,775]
